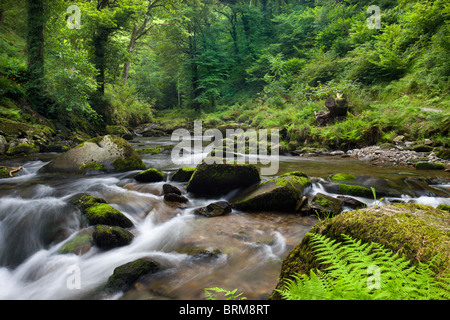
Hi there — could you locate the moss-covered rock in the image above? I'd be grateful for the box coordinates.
[186,160,261,196]
[436,149,450,160]
[69,193,133,228]
[309,193,343,217]
[39,135,145,174]
[171,167,196,182]
[106,259,160,292]
[134,168,165,183]
[84,203,134,228]
[6,142,39,156]
[270,203,450,300]
[338,184,373,198]
[330,173,356,182]
[414,162,445,170]
[92,225,134,250]
[233,174,312,213]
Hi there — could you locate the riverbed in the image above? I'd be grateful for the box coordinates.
[0,136,449,300]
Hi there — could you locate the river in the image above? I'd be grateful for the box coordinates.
[0,136,449,300]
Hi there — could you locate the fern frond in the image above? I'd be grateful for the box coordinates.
[279,233,450,300]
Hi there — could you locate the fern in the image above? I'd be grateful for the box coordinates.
[278,233,450,300]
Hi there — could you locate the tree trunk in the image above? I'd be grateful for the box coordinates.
[26,0,45,112]
[93,27,110,95]
[122,26,138,86]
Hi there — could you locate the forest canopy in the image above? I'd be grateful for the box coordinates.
[0,0,448,139]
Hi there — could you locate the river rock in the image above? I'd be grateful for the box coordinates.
[270,203,450,300]
[194,201,232,217]
[171,167,196,182]
[336,196,366,209]
[164,193,189,203]
[69,193,134,228]
[40,135,145,174]
[232,172,312,213]
[186,159,261,196]
[309,193,343,217]
[92,225,134,250]
[106,258,160,292]
[163,183,182,195]
[134,168,165,182]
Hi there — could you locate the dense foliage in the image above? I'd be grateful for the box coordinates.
[0,0,448,145]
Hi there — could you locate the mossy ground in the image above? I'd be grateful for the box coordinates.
[415,162,445,170]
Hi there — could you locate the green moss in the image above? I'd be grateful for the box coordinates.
[134,168,164,183]
[436,149,450,160]
[280,171,308,178]
[59,234,92,255]
[135,147,163,154]
[339,184,373,198]
[84,203,134,228]
[330,173,356,181]
[414,162,445,170]
[171,166,196,182]
[93,225,134,250]
[79,162,106,172]
[437,204,450,212]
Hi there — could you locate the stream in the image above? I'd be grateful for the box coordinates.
[0,136,449,300]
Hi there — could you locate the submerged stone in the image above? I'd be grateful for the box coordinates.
[193,201,232,217]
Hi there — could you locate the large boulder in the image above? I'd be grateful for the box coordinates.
[270,203,450,299]
[232,172,312,213]
[40,135,145,174]
[171,167,196,182]
[186,159,261,196]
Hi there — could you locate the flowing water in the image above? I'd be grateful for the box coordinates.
[0,136,449,300]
